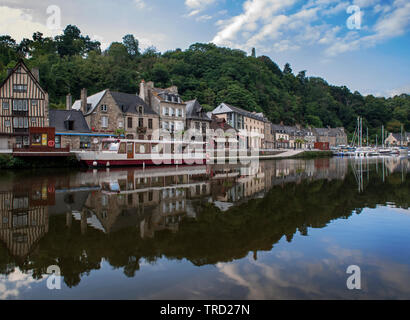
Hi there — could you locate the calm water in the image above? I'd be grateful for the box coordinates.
[0,157,409,300]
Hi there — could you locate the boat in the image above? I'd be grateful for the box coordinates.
[73,138,208,167]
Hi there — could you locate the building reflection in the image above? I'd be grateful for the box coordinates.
[0,157,408,279]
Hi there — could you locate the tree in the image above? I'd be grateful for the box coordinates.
[122,34,140,58]
[283,63,293,75]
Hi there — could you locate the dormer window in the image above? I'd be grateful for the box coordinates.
[64,120,74,131]
[137,106,143,114]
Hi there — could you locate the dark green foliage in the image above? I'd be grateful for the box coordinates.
[0,25,409,137]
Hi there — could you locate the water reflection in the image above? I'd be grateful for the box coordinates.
[0,157,409,299]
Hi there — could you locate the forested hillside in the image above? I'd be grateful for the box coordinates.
[1,25,409,140]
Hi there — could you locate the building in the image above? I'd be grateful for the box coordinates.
[212,103,265,149]
[313,127,347,147]
[271,124,290,149]
[49,109,114,150]
[139,81,186,135]
[185,99,212,138]
[271,123,315,149]
[71,89,159,140]
[385,132,409,147]
[0,60,49,150]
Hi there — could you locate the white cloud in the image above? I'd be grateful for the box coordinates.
[212,0,297,47]
[134,0,146,9]
[0,268,46,300]
[0,6,60,42]
[387,85,410,97]
[185,0,216,9]
[185,0,216,16]
[196,15,213,22]
[325,0,410,56]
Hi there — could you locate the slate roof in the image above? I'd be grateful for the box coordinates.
[213,103,266,122]
[185,99,212,122]
[72,90,107,115]
[49,109,91,133]
[110,91,156,115]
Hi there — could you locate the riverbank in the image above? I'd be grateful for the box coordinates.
[0,154,81,169]
[289,150,333,159]
[0,150,333,169]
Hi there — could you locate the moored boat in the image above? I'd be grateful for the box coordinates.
[73,138,208,167]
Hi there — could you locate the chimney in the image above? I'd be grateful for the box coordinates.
[31,68,40,82]
[139,80,146,101]
[168,85,178,94]
[66,93,72,110]
[81,88,87,114]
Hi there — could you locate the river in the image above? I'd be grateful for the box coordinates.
[0,157,409,299]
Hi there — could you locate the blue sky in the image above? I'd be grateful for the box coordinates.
[1,0,409,97]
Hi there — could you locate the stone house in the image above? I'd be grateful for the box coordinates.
[185,99,211,139]
[139,81,186,135]
[0,60,49,150]
[49,108,114,150]
[385,132,409,147]
[313,127,347,147]
[212,103,265,149]
[71,89,159,140]
[271,124,290,149]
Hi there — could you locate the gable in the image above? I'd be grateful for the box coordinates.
[0,61,46,100]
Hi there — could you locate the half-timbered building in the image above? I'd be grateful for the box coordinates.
[0,60,49,150]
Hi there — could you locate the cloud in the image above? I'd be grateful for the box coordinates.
[0,268,46,300]
[211,0,409,58]
[212,0,297,47]
[134,0,146,10]
[185,0,216,16]
[0,6,60,42]
[325,0,410,56]
[387,85,410,97]
[197,15,213,22]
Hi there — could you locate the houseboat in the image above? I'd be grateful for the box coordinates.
[73,138,208,167]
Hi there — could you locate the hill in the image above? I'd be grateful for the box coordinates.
[1,25,409,141]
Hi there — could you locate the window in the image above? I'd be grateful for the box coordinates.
[177,109,182,117]
[13,84,27,93]
[55,136,61,149]
[118,142,126,154]
[169,108,174,117]
[138,118,144,128]
[148,119,153,129]
[80,136,91,149]
[64,120,74,130]
[31,118,36,124]
[127,117,133,128]
[101,116,108,128]
[5,120,10,127]
[2,101,9,110]
[100,105,108,112]
[31,134,42,145]
[118,121,124,128]
[31,100,38,107]
[165,107,169,116]
[12,100,28,112]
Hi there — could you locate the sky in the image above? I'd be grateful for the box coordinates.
[0,0,409,97]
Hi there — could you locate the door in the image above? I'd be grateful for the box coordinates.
[127,142,134,159]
